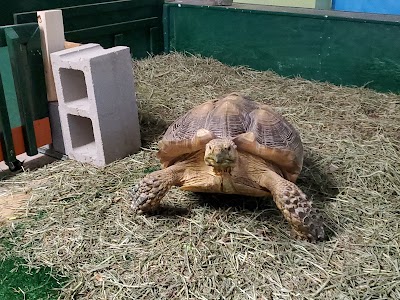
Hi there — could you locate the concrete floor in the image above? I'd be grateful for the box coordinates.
[0,150,60,173]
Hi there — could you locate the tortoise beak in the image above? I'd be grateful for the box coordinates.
[215,154,224,164]
[205,155,233,166]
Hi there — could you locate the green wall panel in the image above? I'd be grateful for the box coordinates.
[14,0,162,30]
[64,17,162,59]
[1,0,117,26]
[14,0,164,59]
[164,3,400,93]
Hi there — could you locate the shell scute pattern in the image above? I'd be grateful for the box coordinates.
[162,93,301,153]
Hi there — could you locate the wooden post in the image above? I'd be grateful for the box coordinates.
[37,10,65,102]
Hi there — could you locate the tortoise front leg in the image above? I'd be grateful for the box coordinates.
[259,170,325,242]
[131,165,184,213]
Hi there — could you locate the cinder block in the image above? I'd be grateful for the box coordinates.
[48,102,65,154]
[50,43,141,166]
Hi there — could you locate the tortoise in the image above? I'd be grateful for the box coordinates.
[131,92,324,241]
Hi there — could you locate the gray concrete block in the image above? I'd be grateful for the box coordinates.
[48,102,65,154]
[50,43,141,166]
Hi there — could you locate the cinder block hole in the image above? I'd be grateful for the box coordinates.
[67,114,95,149]
[59,68,88,102]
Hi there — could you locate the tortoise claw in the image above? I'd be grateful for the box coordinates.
[290,209,325,242]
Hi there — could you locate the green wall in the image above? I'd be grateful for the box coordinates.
[1,0,119,26]
[3,2,400,93]
[164,3,400,93]
[11,0,164,59]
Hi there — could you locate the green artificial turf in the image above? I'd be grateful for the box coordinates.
[0,257,64,300]
[0,225,65,300]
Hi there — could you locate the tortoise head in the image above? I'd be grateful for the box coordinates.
[204,139,238,174]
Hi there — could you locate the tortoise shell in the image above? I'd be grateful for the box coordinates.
[157,93,304,182]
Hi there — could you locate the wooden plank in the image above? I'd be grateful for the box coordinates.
[37,10,65,102]
[64,41,81,49]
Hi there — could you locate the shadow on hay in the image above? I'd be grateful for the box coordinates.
[158,150,340,240]
[139,111,169,147]
[297,151,340,239]
[196,152,338,239]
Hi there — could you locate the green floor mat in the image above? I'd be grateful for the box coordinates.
[0,257,64,300]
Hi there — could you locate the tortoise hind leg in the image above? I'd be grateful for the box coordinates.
[131,165,184,213]
[259,170,325,242]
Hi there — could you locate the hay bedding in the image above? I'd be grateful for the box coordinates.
[0,53,399,299]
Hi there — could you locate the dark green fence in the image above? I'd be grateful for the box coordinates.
[1,0,129,26]
[0,24,49,168]
[14,0,164,58]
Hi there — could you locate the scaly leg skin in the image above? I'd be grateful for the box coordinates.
[276,181,324,242]
[259,171,325,242]
[131,166,183,213]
